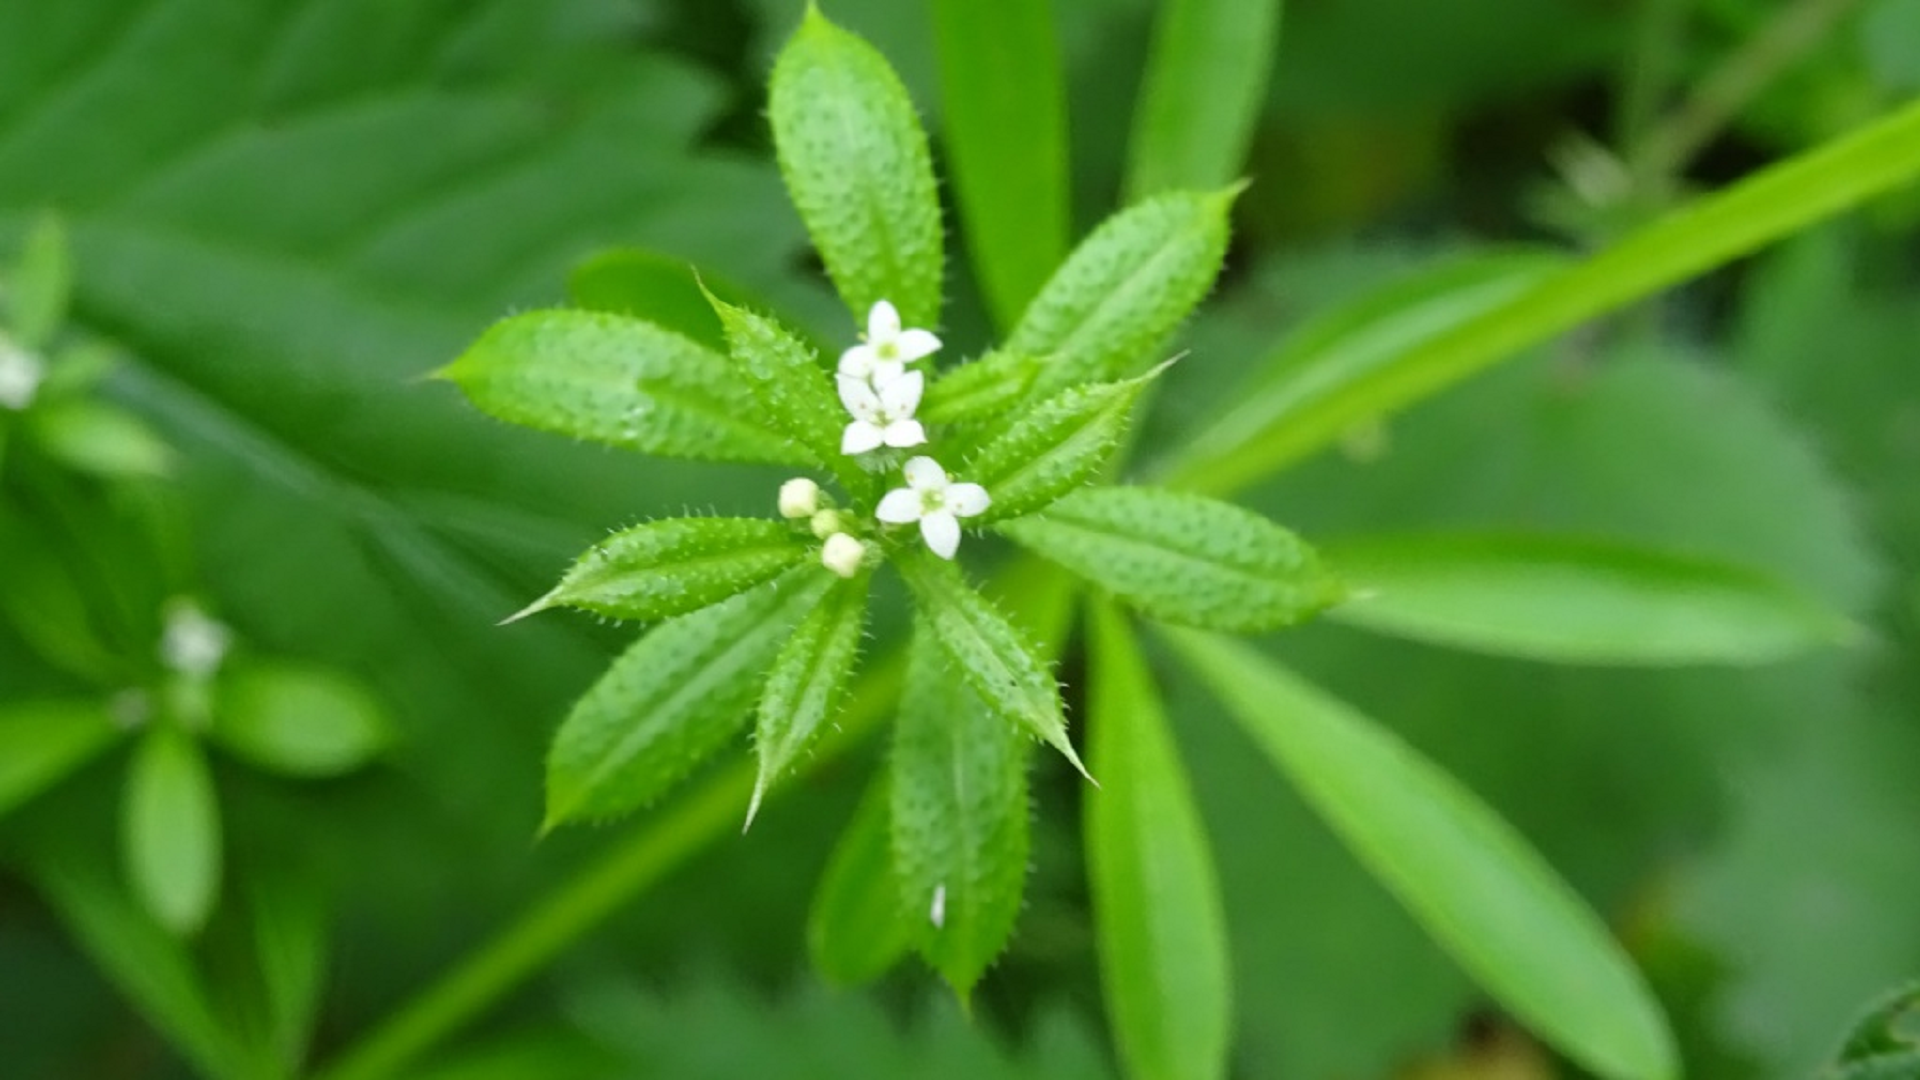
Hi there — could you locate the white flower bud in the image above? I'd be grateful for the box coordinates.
[778,477,821,519]
[809,508,844,539]
[820,532,866,578]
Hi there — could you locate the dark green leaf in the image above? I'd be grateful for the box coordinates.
[807,774,913,986]
[1085,602,1230,1080]
[1127,0,1282,198]
[7,212,71,347]
[1166,629,1678,1080]
[123,725,223,936]
[245,875,329,1073]
[212,660,391,777]
[750,572,870,824]
[519,517,809,624]
[1000,486,1342,631]
[0,700,121,820]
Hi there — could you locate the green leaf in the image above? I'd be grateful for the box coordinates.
[29,398,174,478]
[543,569,831,829]
[807,773,913,986]
[245,875,329,1074]
[920,350,1042,427]
[123,725,223,936]
[705,292,861,488]
[0,700,121,820]
[518,517,809,624]
[1831,983,1920,1069]
[1084,602,1230,1080]
[1164,630,1678,1080]
[894,551,1086,777]
[931,0,1069,330]
[7,212,72,347]
[749,572,870,824]
[1126,0,1282,198]
[1324,532,1855,666]
[770,5,944,329]
[890,623,1031,997]
[439,310,808,466]
[567,248,734,352]
[1161,251,1565,493]
[965,373,1154,524]
[212,660,391,778]
[1008,188,1236,396]
[999,486,1342,632]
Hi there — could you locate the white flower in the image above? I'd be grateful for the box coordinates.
[777,477,821,519]
[838,300,940,386]
[0,335,45,411]
[820,532,866,578]
[160,601,232,679]
[930,883,946,928]
[875,456,990,559]
[839,370,926,454]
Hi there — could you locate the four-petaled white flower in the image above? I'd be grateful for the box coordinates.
[876,456,990,559]
[839,370,926,454]
[838,299,940,386]
[0,335,45,412]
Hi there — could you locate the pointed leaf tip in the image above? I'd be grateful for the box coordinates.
[499,591,557,626]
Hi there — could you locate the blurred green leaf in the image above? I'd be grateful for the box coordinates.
[966,373,1151,524]
[895,551,1085,777]
[520,517,809,624]
[212,660,390,778]
[6,212,70,347]
[891,624,1031,997]
[544,569,830,829]
[1127,0,1281,198]
[1010,189,1237,396]
[439,310,806,466]
[1161,251,1564,493]
[567,249,731,352]
[1326,531,1855,665]
[245,875,330,1074]
[807,774,913,986]
[123,724,223,936]
[1000,485,1341,632]
[1166,629,1677,1080]
[0,699,120,820]
[932,0,1070,330]
[1862,0,1920,92]
[1085,602,1230,1080]
[751,572,869,824]
[769,5,944,329]
[29,398,174,478]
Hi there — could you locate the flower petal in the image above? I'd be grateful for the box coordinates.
[838,344,878,378]
[876,487,922,523]
[880,370,924,416]
[945,482,990,518]
[882,419,927,448]
[894,328,941,362]
[902,455,947,492]
[841,420,885,455]
[837,374,881,419]
[869,359,907,387]
[920,510,961,559]
[867,299,901,343]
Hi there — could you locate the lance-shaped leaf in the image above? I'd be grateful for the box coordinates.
[769,5,943,330]
[517,517,809,624]
[8,212,72,348]
[212,661,390,778]
[1165,629,1679,1080]
[894,552,1086,778]
[0,700,121,821]
[544,569,830,829]
[890,624,1031,997]
[123,725,222,936]
[749,572,870,826]
[1086,603,1231,1080]
[1008,188,1237,395]
[439,310,806,465]
[920,351,1042,427]
[1001,486,1343,632]
[807,774,913,986]
[1127,0,1281,199]
[965,372,1156,524]
[706,293,861,488]
[1325,532,1855,666]
[1161,251,1565,493]
[30,399,175,479]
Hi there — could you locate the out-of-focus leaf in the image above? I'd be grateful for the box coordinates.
[1167,630,1677,1080]
[1009,189,1238,395]
[0,700,121,820]
[1085,602,1230,1080]
[567,250,731,352]
[807,774,913,986]
[1325,532,1855,665]
[212,660,390,778]
[1862,0,1920,92]
[1161,251,1564,493]
[1127,0,1281,198]
[965,373,1152,524]
[7,212,70,347]
[245,875,329,1073]
[769,5,943,329]
[544,569,830,829]
[932,0,1069,330]
[123,725,223,936]
[999,485,1341,632]
[29,398,174,478]
[519,517,808,624]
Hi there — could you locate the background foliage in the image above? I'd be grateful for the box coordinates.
[2,0,1918,1077]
